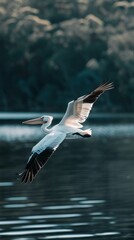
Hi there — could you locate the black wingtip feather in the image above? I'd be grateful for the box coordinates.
[18,147,55,183]
[83,82,114,103]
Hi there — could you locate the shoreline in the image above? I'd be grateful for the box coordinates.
[0,112,134,124]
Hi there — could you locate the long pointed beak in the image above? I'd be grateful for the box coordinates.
[22,117,44,125]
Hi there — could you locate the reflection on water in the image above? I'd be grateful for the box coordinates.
[0,122,134,239]
[0,123,134,142]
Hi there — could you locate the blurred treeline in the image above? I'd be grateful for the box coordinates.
[0,0,134,112]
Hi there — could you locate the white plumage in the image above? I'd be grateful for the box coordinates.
[32,131,66,154]
[19,82,114,183]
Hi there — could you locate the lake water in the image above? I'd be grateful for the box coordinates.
[0,117,134,239]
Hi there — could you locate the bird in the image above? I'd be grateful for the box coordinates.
[18,82,114,183]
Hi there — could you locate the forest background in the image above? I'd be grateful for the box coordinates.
[0,0,134,113]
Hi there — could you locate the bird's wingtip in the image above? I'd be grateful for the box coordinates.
[99,81,114,91]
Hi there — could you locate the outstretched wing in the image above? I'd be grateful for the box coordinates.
[19,131,66,183]
[60,82,114,128]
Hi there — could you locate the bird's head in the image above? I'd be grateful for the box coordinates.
[22,115,53,126]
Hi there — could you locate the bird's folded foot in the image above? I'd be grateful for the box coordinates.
[82,134,92,138]
[73,129,92,138]
[82,129,92,138]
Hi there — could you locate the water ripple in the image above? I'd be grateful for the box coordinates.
[70,197,87,201]
[12,238,35,240]
[19,213,81,220]
[96,232,120,236]
[44,232,120,239]
[70,222,89,226]
[90,212,103,216]
[0,228,72,236]
[80,200,105,204]
[45,234,94,239]
[12,224,58,230]
[6,197,28,201]
[91,216,115,220]
[0,220,29,225]
[0,182,14,187]
[43,204,92,210]
[4,203,37,208]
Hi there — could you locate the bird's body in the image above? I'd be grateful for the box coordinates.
[19,82,114,183]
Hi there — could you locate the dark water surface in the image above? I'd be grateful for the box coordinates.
[0,122,134,239]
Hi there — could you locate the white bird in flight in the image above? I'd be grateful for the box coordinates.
[19,82,114,183]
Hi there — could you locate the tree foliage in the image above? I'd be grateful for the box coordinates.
[0,0,134,112]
